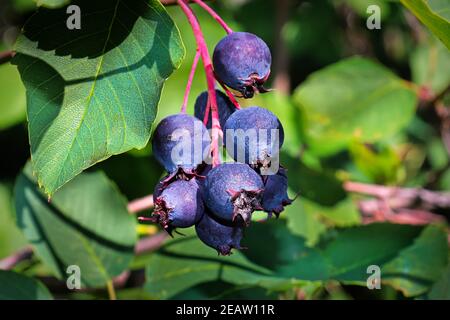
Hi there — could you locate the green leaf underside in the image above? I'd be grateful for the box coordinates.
[145,221,447,299]
[14,163,137,287]
[293,57,417,156]
[382,225,449,297]
[13,0,185,195]
[0,270,52,300]
[400,0,450,49]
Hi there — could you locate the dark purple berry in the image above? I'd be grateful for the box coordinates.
[261,168,293,217]
[213,32,271,98]
[152,179,204,233]
[195,211,244,255]
[152,114,211,176]
[194,90,236,129]
[204,163,264,226]
[223,107,284,169]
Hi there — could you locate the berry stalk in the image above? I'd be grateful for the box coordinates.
[181,49,201,113]
[218,80,241,109]
[178,0,221,166]
[191,0,233,34]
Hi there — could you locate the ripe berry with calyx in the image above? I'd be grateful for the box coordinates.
[150,179,204,234]
[223,106,284,169]
[152,114,210,178]
[195,210,244,255]
[213,32,271,98]
[204,163,264,226]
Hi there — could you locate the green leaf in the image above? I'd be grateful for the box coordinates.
[286,198,328,247]
[14,163,137,287]
[0,270,52,300]
[0,64,26,130]
[440,167,450,190]
[349,142,403,184]
[0,184,28,259]
[400,0,450,49]
[323,224,422,281]
[171,280,280,300]
[35,0,70,9]
[426,137,449,170]
[428,263,450,299]
[13,0,185,195]
[293,57,417,156]
[145,219,448,298]
[411,35,450,94]
[144,227,312,299]
[382,225,449,297]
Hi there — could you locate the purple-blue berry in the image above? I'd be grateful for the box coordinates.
[204,163,264,226]
[213,32,271,98]
[152,114,210,176]
[223,106,284,169]
[195,211,244,255]
[152,179,204,233]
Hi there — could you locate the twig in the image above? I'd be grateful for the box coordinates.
[134,232,168,254]
[191,0,233,34]
[127,194,154,213]
[344,181,450,209]
[0,246,33,270]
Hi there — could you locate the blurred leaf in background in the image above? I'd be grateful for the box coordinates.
[0,270,52,299]
[0,64,26,130]
[14,163,137,287]
[293,57,418,156]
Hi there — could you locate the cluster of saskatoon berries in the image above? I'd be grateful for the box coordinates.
[141,31,292,255]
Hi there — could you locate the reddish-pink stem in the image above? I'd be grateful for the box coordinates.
[191,0,233,34]
[203,95,211,125]
[218,80,241,109]
[181,49,201,113]
[178,0,221,166]
[127,195,154,213]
